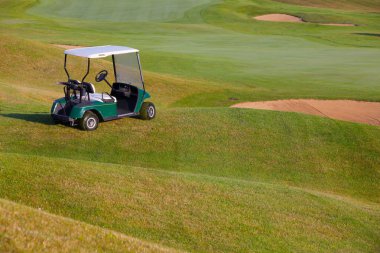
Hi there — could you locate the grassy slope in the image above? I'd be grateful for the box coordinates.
[0,153,379,253]
[0,0,379,252]
[0,35,379,251]
[273,0,380,12]
[1,0,380,105]
[0,198,180,253]
[0,36,379,204]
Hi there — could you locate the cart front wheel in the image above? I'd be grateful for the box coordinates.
[80,111,99,131]
[139,102,156,120]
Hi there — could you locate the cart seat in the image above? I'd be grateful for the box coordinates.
[81,93,117,103]
[83,82,96,94]
[89,93,117,103]
[81,82,116,103]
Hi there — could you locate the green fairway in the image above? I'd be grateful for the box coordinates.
[0,0,380,252]
[274,0,380,12]
[2,0,380,104]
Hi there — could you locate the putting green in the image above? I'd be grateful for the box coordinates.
[28,0,217,22]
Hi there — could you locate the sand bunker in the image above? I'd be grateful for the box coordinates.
[255,14,303,23]
[254,14,355,27]
[231,99,380,126]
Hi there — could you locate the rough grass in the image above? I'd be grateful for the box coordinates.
[0,153,379,253]
[0,0,379,252]
[1,106,380,204]
[0,198,180,253]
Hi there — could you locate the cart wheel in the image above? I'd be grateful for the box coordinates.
[80,111,99,131]
[139,102,156,120]
[51,116,60,125]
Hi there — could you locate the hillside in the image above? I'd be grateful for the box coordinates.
[1,153,379,252]
[274,0,380,12]
[0,198,180,252]
[0,0,379,252]
[2,0,380,104]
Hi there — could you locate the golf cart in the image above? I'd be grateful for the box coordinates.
[51,45,156,131]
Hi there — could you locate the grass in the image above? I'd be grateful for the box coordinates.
[273,0,380,12]
[0,0,379,252]
[1,104,380,203]
[1,0,380,103]
[1,153,379,252]
[28,0,217,22]
[0,198,180,252]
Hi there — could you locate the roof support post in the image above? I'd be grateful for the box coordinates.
[81,58,91,83]
[136,52,145,92]
[64,54,70,80]
[112,55,117,82]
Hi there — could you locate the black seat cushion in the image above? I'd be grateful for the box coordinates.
[111,82,131,97]
[83,82,95,94]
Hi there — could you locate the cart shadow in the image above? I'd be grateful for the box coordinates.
[354,33,380,38]
[0,113,55,125]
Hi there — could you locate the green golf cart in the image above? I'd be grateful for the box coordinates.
[51,45,156,131]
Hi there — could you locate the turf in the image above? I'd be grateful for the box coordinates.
[0,0,380,252]
[274,0,380,12]
[0,198,180,253]
[1,0,380,104]
[28,0,217,22]
[1,153,379,252]
[1,37,379,204]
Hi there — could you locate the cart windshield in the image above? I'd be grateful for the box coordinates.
[114,53,144,90]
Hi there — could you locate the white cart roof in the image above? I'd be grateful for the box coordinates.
[64,45,139,58]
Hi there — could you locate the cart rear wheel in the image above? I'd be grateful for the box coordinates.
[80,111,99,131]
[139,102,156,120]
[51,116,60,125]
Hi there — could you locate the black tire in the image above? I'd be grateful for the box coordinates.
[139,102,156,120]
[79,111,99,131]
[51,116,60,125]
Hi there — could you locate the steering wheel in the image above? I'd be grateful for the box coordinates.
[95,70,108,82]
